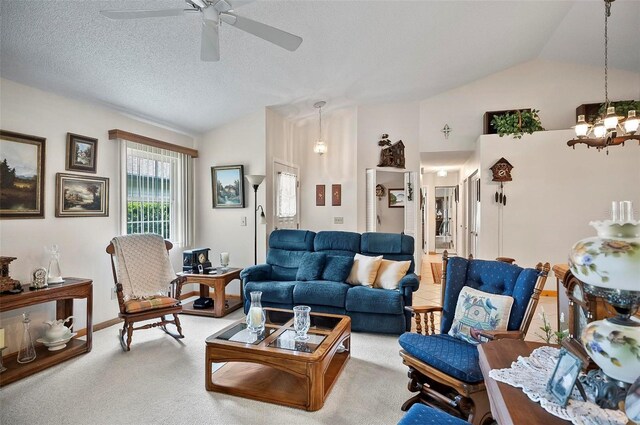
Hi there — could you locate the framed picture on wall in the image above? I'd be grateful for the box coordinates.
[0,130,46,219]
[388,188,405,208]
[211,165,245,208]
[66,133,98,173]
[55,173,109,217]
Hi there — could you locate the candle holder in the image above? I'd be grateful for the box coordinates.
[0,347,6,373]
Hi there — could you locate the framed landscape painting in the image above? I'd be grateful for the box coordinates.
[211,165,245,208]
[66,133,98,173]
[388,188,405,208]
[0,130,46,219]
[55,173,109,217]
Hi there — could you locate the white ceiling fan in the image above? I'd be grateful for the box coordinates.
[100,0,303,62]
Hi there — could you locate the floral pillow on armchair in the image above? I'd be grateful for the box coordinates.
[448,286,514,345]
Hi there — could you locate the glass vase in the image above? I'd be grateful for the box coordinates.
[17,313,36,364]
[293,305,311,341]
[246,291,265,333]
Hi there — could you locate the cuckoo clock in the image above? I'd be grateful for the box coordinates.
[490,157,513,182]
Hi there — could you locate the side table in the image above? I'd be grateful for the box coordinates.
[178,268,243,318]
[478,339,569,425]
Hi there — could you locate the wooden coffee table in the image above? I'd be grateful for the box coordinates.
[205,308,351,411]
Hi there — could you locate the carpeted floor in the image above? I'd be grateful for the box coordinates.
[0,310,409,425]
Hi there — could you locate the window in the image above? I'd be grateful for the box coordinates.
[276,171,297,218]
[122,140,194,246]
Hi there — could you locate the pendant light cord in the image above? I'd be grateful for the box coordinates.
[604,0,611,108]
[318,105,323,140]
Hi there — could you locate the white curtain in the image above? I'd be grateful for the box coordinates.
[276,171,297,218]
[120,140,194,247]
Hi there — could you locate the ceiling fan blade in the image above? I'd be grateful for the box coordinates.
[219,12,302,52]
[201,19,220,62]
[100,9,185,20]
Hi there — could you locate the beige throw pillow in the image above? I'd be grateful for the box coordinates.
[346,254,383,287]
[448,286,514,345]
[374,259,411,290]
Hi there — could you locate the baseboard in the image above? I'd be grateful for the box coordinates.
[75,317,123,338]
[541,290,557,297]
[428,251,436,255]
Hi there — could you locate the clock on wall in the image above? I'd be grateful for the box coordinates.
[489,157,514,182]
[183,248,212,273]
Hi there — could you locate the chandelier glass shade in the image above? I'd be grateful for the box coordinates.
[567,0,639,152]
[313,101,327,155]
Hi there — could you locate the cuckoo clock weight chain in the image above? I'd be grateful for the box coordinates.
[490,158,513,206]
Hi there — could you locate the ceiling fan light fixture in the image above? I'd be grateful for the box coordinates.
[593,119,606,138]
[574,114,590,138]
[603,106,619,130]
[190,0,208,9]
[624,110,639,134]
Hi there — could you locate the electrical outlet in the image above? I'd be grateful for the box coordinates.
[334,217,344,224]
[240,216,247,226]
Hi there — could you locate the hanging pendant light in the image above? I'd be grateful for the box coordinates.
[313,101,327,155]
[567,0,639,153]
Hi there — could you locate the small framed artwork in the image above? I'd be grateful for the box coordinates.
[55,173,109,217]
[212,165,245,208]
[0,130,46,219]
[547,348,583,406]
[332,184,341,206]
[66,133,98,173]
[316,185,325,206]
[388,188,405,208]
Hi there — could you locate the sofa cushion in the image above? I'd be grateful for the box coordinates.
[361,232,415,274]
[267,230,316,281]
[296,252,326,281]
[374,259,411,290]
[345,285,403,315]
[293,280,350,308]
[244,281,297,305]
[398,333,483,383]
[322,255,354,282]
[347,254,383,287]
[314,231,361,256]
[398,403,469,425]
[269,229,316,251]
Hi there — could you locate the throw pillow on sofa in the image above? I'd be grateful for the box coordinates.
[321,255,354,282]
[373,259,411,290]
[296,252,327,281]
[346,253,383,287]
[448,286,514,345]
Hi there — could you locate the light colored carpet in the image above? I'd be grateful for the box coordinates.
[0,310,409,425]
[430,262,442,285]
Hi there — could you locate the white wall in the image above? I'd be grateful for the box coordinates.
[475,129,640,287]
[419,60,640,153]
[375,170,405,234]
[196,109,267,296]
[0,79,195,352]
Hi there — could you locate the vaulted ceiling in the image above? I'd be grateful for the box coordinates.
[1,0,638,134]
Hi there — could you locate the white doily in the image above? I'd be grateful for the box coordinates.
[488,346,628,425]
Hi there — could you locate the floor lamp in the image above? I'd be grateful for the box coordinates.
[245,175,265,265]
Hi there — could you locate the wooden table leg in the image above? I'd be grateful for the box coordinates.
[200,284,210,298]
[213,280,224,317]
[86,284,93,351]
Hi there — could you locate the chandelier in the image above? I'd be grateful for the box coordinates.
[313,101,327,155]
[567,0,639,153]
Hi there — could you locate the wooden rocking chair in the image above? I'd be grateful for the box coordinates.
[107,236,185,351]
[398,251,550,424]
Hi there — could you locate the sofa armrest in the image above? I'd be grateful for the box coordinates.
[398,273,420,294]
[240,264,272,282]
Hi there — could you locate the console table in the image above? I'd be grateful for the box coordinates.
[0,277,93,387]
[178,268,243,318]
[479,339,569,425]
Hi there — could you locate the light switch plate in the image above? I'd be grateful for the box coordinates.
[241,216,247,226]
[334,217,344,224]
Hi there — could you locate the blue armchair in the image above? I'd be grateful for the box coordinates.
[398,251,550,425]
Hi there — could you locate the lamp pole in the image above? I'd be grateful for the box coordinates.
[245,175,265,265]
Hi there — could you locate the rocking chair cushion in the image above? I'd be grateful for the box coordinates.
[398,333,484,383]
[398,403,469,425]
[124,296,179,313]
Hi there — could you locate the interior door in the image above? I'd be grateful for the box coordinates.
[467,171,480,258]
[273,161,300,230]
[366,169,377,232]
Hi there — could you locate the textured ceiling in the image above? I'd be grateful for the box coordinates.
[1,0,638,135]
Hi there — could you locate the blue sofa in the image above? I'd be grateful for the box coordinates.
[240,229,420,334]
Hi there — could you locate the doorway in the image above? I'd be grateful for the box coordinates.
[467,171,480,258]
[434,186,456,253]
[273,160,300,230]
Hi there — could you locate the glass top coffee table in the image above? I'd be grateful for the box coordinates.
[205,308,351,411]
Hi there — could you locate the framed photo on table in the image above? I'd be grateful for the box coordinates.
[55,173,109,217]
[547,348,583,406]
[0,130,46,219]
[211,165,245,208]
[66,133,98,173]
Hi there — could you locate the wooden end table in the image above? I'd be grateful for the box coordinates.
[205,308,351,411]
[0,277,93,387]
[178,268,243,318]
[478,339,570,425]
